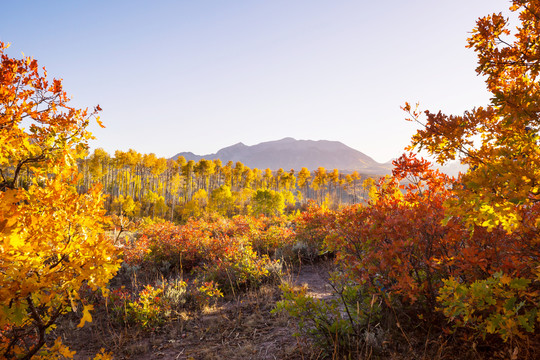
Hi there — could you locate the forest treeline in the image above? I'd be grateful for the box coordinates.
[70,148,378,221]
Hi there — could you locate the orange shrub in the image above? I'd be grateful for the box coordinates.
[124,215,285,293]
[321,154,539,347]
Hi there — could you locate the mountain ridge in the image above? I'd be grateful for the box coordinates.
[172,138,393,175]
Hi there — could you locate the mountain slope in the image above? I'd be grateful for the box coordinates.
[172,137,392,174]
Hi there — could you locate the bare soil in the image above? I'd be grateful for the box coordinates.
[287,262,336,300]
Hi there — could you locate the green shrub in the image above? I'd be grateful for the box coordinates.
[201,242,281,294]
[273,276,382,358]
[438,272,539,342]
[126,285,166,330]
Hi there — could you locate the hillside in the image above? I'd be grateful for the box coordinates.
[172,137,393,175]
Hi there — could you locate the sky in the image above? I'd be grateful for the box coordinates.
[1,0,514,163]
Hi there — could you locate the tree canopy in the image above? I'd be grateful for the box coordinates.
[404,0,540,233]
[0,41,120,359]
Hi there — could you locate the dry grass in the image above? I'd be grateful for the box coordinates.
[58,281,322,360]
[55,260,539,360]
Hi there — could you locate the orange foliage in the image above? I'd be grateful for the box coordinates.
[124,215,286,293]
[324,153,539,348]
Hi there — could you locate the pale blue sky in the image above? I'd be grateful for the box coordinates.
[1,0,512,163]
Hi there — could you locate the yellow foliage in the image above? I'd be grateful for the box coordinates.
[0,41,120,358]
[78,304,94,328]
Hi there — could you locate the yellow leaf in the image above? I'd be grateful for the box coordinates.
[8,233,24,248]
[95,116,105,128]
[486,320,496,334]
[500,274,512,285]
[78,304,94,328]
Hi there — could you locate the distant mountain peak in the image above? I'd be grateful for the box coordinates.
[171,138,392,174]
[277,137,296,142]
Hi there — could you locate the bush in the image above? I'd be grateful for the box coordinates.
[124,215,285,296]
[274,274,382,358]
[292,202,335,262]
[126,285,167,330]
[438,272,539,343]
[201,242,281,294]
[326,154,540,354]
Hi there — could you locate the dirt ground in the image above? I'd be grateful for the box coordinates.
[62,262,336,360]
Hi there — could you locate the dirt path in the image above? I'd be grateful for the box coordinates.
[288,262,336,300]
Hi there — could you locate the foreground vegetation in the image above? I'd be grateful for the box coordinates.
[2,0,540,358]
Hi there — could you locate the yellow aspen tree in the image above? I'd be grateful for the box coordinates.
[297,167,311,203]
[312,167,328,204]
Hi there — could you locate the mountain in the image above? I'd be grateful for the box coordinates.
[384,158,469,178]
[171,137,393,175]
[436,160,469,177]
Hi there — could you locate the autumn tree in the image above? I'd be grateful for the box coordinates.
[262,168,273,189]
[403,0,540,348]
[349,171,361,203]
[251,189,285,216]
[182,159,195,202]
[321,152,538,356]
[181,188,208,219]
[329,154,455,312]
[297,167,311,203]
[405,0,540,232]
[209,185,235,216]
[275,168,285,191]
[0,42,120,358]
[311,167,328,204]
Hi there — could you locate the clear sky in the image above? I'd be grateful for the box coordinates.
[1,0,512,163]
